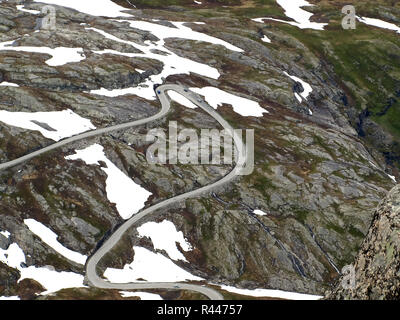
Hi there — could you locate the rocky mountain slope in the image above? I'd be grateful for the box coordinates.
[326,184,400,300]
[0,0,399,300]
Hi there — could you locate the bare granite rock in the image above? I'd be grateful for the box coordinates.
[326,184,400,300]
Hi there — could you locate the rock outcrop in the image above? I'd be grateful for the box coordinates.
[326,185,400,300]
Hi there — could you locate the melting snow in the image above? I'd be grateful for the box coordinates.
[0,109,96,142]
[357,16,400,34]
[89,86,143,98]
[0,40,85,66]
[88,25,221,100]
[24,219,87,265]
[0,81,19,87]
[65,144,152,220]
[0,241,85,295]
[137,220,193,262]
[252,0,327,30]
[220,285,323,300]
[125,20,243,53]
[120,291,163,300]
[33,0,131,17]
[261,35,271,43]
[284,72,313,102]
[0,243,26,269]
[104,246,203,283]
[0,296,20,300]
[19,267,85,295]
[16,5,40,14]
[0,230,10,238]
[254,210,268,216]
[190,87,267,117]
[86,18,243,100]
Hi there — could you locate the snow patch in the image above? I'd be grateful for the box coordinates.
[16,5,40,14]
[284,72,313,102]
[261,35,271,43]
[104,246,203,283]
[137,220,193,262]
[125,20,243,52]
[0,40,85,66]
[0,243,26,269]
[120,291,163,300]
[24,219,87,265]
[33,0,131,17]
[88,24,221,100]
[0,81,19,87]
[65,144,152,220]
[0,296,20,300]
[89,86,142,98]
[19,266,85,295]
[0,109,96,142]
[0,230,10,238]
[0,241,85,295]
[357,16,400,34]
[252,0,327,30]
[254,210,268,216]
[220,285,323,300]
[190,87,267,117]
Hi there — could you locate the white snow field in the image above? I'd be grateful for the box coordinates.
[126,20,242,53]
[24,219,87,265]
[137,220,193,262]
[119,291,163,300]
[15,2,243,101]
[0,109,96,141]
[284,72,313,102]
[0,243,26,270]
[16,5,40,14]
[261,35,272,43]
[0,296,20,300]
[254,209,268,216]
[357,16,400,34]
[0,239,85,296]
[33,0,131,17]
[66,144,152,220]
[104,246,203,283]
[219,285,323,300]
[0,230,10,238]
[190,86,267,117]
[0,81,19,87]
[88,20,240,100]
[0,40,85,66]
[252,0,327,30]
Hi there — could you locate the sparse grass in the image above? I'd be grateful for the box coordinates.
[278,21,400,146]
[348,225,365,238]
[326,222,346,235]
[253,175,275,199]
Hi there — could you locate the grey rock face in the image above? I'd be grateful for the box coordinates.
[326,184,400,300]
[0,233,10,250]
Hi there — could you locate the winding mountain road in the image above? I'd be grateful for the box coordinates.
[0,84,247,300]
